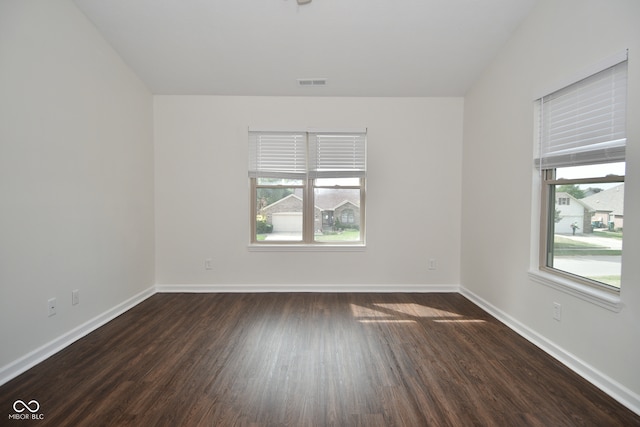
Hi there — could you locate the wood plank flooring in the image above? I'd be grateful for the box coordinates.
[1,293,638,426]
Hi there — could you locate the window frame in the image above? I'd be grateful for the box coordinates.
[311,177,366,244]
[249,130,366,248]
[250,177,366,247]
[530,51,628,310]
[251,179,307,244]
[538,167,624,294]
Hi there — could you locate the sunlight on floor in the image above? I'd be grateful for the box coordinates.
[357,319,417,324]
[350,303,486,324]
[432,319,486,323]
[372,303,463,318]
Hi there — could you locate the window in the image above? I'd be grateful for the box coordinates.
[249,130,366,245]
[536,56,627,292]
[341,209,355,224]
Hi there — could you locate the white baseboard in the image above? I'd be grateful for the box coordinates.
[155,283,460,293]
[459,286,640,416]
[3,282,638,417]
[0,286,156,387]
[0,283,456,386]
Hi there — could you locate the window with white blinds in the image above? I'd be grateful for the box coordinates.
[248,132,307,179]
[248,129,367,246]
[249,130,367,178]
[534,52,628,296]
[536,58,627,169]
[308,132,367,178]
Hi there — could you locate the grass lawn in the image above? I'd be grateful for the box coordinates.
[593,230,623,239]
[553,236,606,248]
[315,229,360,242]
[553,236,622,256]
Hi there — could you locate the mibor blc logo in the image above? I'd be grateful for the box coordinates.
[9,400,44,420]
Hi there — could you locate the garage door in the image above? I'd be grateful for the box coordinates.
[272,212,303,233]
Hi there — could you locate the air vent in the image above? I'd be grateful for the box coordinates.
[297,78,327,87]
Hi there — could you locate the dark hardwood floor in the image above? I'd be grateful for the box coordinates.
[1,293,638,426]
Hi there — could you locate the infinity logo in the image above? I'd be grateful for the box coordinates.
[13,400,40,413]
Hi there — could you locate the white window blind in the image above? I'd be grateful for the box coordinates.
[308,132,367,178]
[537,59,627,169]
[249,130,367,178]
[248,131,307,178]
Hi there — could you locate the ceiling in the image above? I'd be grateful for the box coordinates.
[73,0,537,97]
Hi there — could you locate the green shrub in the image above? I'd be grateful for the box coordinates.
[334,219,359,231]
[256,220,273,234]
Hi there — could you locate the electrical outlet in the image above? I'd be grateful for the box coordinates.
[72,289,79,306]
[553,302,562,321]
[428,258,437,270]
[48,298,57,317]
[205,258,213,270]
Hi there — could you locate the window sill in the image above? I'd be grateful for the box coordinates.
[528,270,623,312]
[248,244,366,252]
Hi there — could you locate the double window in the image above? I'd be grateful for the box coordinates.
[536,55,627,292]
[249,130,366,245]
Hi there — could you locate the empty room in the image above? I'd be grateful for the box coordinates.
[1,0,639,425]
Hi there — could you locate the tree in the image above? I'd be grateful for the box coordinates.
[256,188,293,208]
[557,184,585,199]
[584,187,603,197]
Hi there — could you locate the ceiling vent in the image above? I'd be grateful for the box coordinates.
[297,78,327,87]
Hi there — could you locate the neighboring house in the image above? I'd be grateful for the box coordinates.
[582,183,625,230]
[260,191,360,233]
[554,192,595,234]
[258,194,307,233]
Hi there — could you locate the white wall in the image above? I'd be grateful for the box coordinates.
[7,0,636,413]
[461,0,640,410]
[155,96,463,289]
[0,0,154,374]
